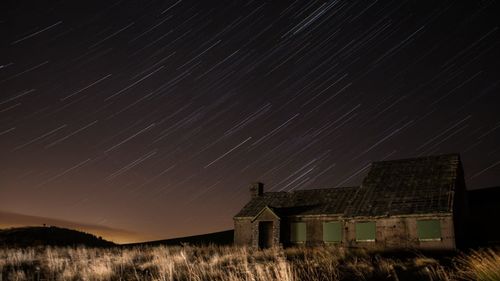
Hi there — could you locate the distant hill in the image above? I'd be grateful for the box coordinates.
[125,229,234,247]
[0,226,115,247]
[0,211,142,243]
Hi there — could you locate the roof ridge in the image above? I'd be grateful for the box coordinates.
[263,186,359,194]
[290,186,358,192]
[371,153,460,164]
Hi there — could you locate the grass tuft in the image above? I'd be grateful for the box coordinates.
[455,249,500,281]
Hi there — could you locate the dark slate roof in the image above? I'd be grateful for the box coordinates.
[234,186,358,218]
[345,153,461,217]
[234,154,463,219]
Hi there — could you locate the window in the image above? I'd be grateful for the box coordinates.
[355,221,376,242]
[323,222,342,242]
[290,222,306,242]
[417,220,442,241]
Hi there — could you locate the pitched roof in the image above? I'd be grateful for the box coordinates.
[345,153,461,216]
[234,186,358,218]
[234,154,463,219]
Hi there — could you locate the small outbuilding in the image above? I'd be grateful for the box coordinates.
[233,154,468,250]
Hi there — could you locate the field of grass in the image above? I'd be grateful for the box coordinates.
[0,245,498,281]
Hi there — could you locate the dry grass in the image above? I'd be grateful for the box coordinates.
[0,245,498,281]
[454,249,500,281]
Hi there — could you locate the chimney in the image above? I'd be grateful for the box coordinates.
[250,182,264,198]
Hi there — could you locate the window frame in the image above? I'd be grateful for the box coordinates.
[416,219,442,242]
[355,221,376,242]
[323,221,342,243]
[290,222,307,243]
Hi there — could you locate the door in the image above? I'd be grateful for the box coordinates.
[258,221,273,248]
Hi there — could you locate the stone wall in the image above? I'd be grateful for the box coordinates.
[281,215,342,247]
[234,219,252,246]
[344,214,455,250]
[236,213,456,250]
[285,214,455,250]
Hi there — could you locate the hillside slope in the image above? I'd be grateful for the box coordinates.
[0,226,115,247]
[125,229,233,247]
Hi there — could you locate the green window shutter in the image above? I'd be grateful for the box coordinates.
[355,222,376,241]
[417,220,441,241]
[323,222,342,242]
[290,222,306,242]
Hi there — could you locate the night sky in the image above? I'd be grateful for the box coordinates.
[1,0,499,243]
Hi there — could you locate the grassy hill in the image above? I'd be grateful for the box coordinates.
[125,229,234,247]
[0,226,233,248]
[0,226,115,247]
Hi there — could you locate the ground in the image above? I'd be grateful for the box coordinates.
[1,245,498,281]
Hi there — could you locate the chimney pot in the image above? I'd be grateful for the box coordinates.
[250,182,264,198]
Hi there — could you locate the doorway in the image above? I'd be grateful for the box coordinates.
[258,221,273,248]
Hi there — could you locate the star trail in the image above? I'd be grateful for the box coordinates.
[1,0,499,243]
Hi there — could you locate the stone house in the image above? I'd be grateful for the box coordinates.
[233,154,468,250]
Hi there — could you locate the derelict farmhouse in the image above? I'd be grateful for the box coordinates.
[234,154,468,250]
